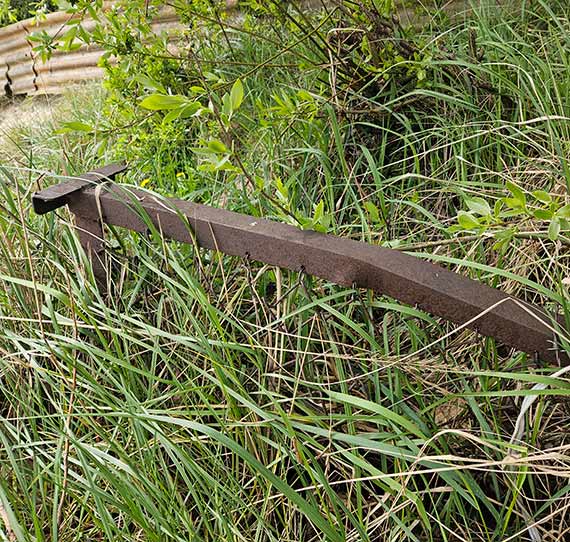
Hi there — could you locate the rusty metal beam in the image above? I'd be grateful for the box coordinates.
[33,179,569,366]
[32,162,127,215]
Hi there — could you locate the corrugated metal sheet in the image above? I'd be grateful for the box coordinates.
[0,19,32,94]
[0,6,183,96]
[34,47,106,93]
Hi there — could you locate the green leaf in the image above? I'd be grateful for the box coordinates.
[230,79,244,111]
[532,190,552,204]
[275,178,289,200]
[506,181,526,208]
[533,209,553,221]
[56,121,93,133]
[205,71,223,82]
[221,93,232,123]
[0,274,69,303]
[364,201,381,223]
[492,229,514,252]
[457,211,481,230]
[503,197,523,210]
[493,199,503,217]
[60,25,78,50]
[465,196,491,216]
[162,102,201,124]
[139,94,188,110]
[501,208,526,218]
[549,218,561,241]
[557,204,570,219]
[447,225,463,233]
[0,484,26,542]
[197,155,235,172]
[162,107,184,124]
[134,75,167,94]
[297,215,312,230]
[313,200,324,222]
[208,139,229,154]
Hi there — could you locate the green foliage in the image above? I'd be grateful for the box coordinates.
[27,0,470,205]
[0,0,56,24]
[451,182,570,248]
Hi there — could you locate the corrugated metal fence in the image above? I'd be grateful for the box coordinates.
[0,6,182,96]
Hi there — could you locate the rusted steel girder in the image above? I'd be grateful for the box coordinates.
[32,174,569,366]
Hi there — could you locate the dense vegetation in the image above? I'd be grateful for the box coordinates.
[0,0,56,25]
[1,0,570,540]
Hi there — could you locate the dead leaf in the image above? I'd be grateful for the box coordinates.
[434,397,467,426]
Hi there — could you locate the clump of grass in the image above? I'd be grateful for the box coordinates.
[1,1,570,541]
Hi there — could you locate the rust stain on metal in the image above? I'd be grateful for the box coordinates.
[32,171,569,366]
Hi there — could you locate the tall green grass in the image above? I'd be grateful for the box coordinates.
[1,2,570,541]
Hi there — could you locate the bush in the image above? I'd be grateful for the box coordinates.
[0,0,57,24]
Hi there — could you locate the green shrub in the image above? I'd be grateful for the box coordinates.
[0,0,57,24]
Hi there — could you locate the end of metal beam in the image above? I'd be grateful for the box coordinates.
[32,162,128,215]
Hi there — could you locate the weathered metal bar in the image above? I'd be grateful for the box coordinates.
[32,179,569,365]
[32,162,127,215]
[72,209,107,289]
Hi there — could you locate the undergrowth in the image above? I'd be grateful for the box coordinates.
[1,1,570,540]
